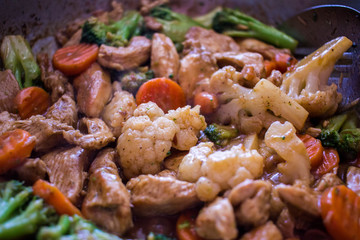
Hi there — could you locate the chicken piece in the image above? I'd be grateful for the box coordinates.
[237,38,291,60]
[98,36,151,71]
[313,173,343,192]
[42,146,91,204]
[0,111,19,135]
[196,197,238,240]
[178,51,218,101]
[140,0,168,14]
[63,118,115,150]
[37,53,70,103]
[45,94,78,127]
[267,69,283,87]
[184,27,240,54]
[14,158,47,184]
[73,62,112,118]
[55,18,85,46]
[126,173,200,216]
[163,151,187,172]
[239,221,282,240]
[144,16,163,31]
[82,148,133,235]
[95,1,124,24]
[228,179,272,227]
[346,166,360,195]
[0,70,20,113]
[151,33,179,79]
[276,208,296,239]
[165,105,206,151]
[102,91,137,137]
[63,29,82,47]
[117,103,179,179]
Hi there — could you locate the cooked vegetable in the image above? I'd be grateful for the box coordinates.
[281,36,352,117]
[212,8,298,50]
[203,123,238,146]
[193,7,222,29]
[319,111,360,161]
[14,86,51,119]
[176,210,203,240]
[320,185,360,240]
[298,134,324,169]
[149,6,204,43]
[37,214,122,240]
[0,181,57,239]
[119,69,155,95]
[312,148,340,178]
[33,179,82,217]
[147,232,176,240]
[81,11,143,47]
[0,129,36,175]
[136,78,186,113]
[52,43,99,76]
[0,35,40,88]
[193,92,219,115]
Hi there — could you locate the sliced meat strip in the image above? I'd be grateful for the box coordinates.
[0,111,19,135]
[0,70,20,113]
[14,158,47,184]
[45,94,78,127]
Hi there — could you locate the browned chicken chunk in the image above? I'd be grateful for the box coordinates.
[73,62,112,118]
[42,146,92,204]
[126,173,200,216]
[14,158,47,184]
[239,221,282,240]
[151,33,180,78]
[45,94,78,127]
[0,111,19,135]
[0,70,20,113]
[82,148,133,236]
[98,36,151,71]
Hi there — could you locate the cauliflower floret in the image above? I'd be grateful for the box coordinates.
[117,104,179,179]
[281,36,352,117]
[102,91,137,137]
[209,66,309,132]
[133,101,164,120]
[264,121,311,185]
[165,105,207,150]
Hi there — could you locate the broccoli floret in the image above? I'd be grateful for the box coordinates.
[150,6,204,43]
[193,6,222,29]
[319,111,360,160]
[147,232,175,240]
[204,123,238,146]
[81,10,143,47]
[37,215,122,240]
[113,68,154,95]
[212,8,298,50]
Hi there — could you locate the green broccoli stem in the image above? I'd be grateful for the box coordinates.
[341,112,358,130]
[0,187,32,223]
[193,6,222,28]
[37,214,71,240]
[0,199,56,239]
[325,113,348,131]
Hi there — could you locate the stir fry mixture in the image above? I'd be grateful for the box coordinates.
[0,1,359,239]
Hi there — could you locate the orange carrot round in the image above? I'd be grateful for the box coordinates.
[0,129,35,174]
[312,148,340,178]
[264,60,277,77]
[176,210,203,240]
[14,86,50,119]
[33,179,82,217]
[53,43,99,76]
[274,52,297,73]
[320,185,360,240]
[298,134,324,169]
[193,92,219,115]
[136,78,186,113]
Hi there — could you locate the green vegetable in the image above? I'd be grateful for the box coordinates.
[37,215,122,240]
[1,35,41,88]
[193,6,222,29]
[81,10,143,47]
[147,232,175,240]
[0,181,57,239]
[319,111,360,160]
[150,6,204,43]
[204,123,238,146]
[212,8,298,50]
[117,69,154,95]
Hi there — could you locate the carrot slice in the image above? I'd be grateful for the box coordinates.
[14,86,50,119]
[312,148,340,178]
[176,210,203,240]
[274,52,297,73]
[136,78,186,113]
[33,179,82,217]
[53,43,99,76]
[298,134,324,169]
[264,60,277,77]
[0,129,35,174]
[193,92,218,115]
[320,185,360,240]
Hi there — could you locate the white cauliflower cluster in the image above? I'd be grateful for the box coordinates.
[117,102,206,179]
[178,142,264,201]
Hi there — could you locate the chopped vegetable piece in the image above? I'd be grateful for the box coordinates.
[136,78,186,112]
[264,60,277,77]
[176,210,203,240]
[274,52,297,73]
[203,123,238,146]
[52,43,99,76]
[212,8,298,50]
[320,185,360,240]
[147,232,176,240]
[193,7,222,29]
[33,179,82,217]
[0,35,40,88]
[81,10,143,47]
[312,148,340,178]
[0,129,35,175]
[298,134,324,169]
[119,69,155,95]
[14,86,50,119]
[193,92,219,115]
